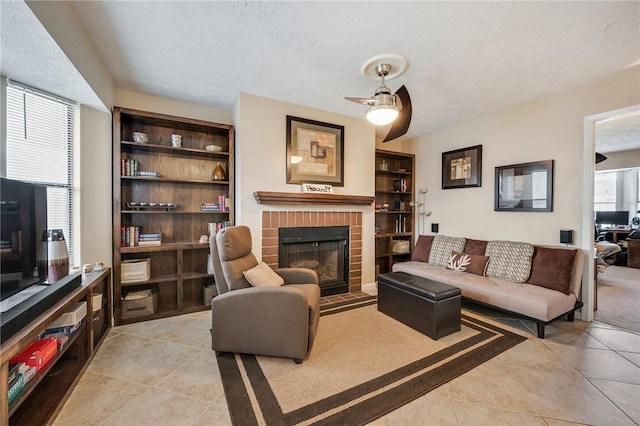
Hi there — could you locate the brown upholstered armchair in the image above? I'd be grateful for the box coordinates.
[210,225,320,363]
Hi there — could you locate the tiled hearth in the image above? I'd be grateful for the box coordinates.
[261,211,362,293]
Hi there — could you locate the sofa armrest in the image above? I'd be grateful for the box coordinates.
[211,286,310,358]
[276,268,319,285]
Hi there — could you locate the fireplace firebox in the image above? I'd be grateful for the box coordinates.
[278,226,349,296]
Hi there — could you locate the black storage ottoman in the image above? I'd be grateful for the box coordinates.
[378,271,461,340]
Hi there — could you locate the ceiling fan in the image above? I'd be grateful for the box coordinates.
[345,54,412,142]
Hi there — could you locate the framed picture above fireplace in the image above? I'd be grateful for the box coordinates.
[286,115,344,186]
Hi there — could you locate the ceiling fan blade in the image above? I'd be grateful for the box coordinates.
[345,96,377,106]
[595,152,607,164]
[383,85,412,142]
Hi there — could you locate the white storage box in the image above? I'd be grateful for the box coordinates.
[49,302,87,328]
[392,240,411,254]
[92,293,103,312]
[121,258,151,283]
[121,290,157,319]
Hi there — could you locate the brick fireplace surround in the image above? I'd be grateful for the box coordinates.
[261,211,363,293]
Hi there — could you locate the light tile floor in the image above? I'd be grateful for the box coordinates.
[54,292,640,426]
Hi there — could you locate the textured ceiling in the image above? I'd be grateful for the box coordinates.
[595,111,640,154]
[0,2,103,110]
[2,1,640,142]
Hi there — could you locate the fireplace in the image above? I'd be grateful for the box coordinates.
[261,211,362,294]
[279,226,349,296]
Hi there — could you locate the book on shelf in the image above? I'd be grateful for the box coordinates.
[8,363,19,385]
[139,233,162,240]
[201,196,230,212]
[122,227,162,247]
[121,158,139,177]
[137,240,161,246]
[135,171,161,178]
[8,373,24,404]
[43,322,81,336]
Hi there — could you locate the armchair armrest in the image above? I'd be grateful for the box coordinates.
[276,268,319,285]
[211,286,310,359]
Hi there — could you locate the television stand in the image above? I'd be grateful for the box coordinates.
[0,269,112,426]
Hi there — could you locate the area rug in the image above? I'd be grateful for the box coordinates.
[596,265,640,333]
[217,296,526,426]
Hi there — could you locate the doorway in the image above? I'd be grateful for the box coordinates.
[590,109,640,332]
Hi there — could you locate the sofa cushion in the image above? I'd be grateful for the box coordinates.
[428,235,467,267]
[485,240,534,283]
[243,261,285,287]
[527,247,577,294]
[411,235,434,262]
[464,239,488,255]
[446,251,490,276]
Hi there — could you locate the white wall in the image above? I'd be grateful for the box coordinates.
[595,149,640,172]
[406,66,640,246]
[26,0,115,111]
[235,93,377,284]
[78,105,113,267]
[117,90,233,125]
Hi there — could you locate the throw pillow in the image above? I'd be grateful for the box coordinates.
[243,262,284,287]
[527,247,577,295]
[464,239,488,256]
[446,251,490,276]
[485,240,534,283]
[428,235,467,267]
[411,235,434,262]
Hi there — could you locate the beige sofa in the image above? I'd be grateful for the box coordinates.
[391,235,584,338]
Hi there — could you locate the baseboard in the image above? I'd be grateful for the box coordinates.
[361,282,377,293]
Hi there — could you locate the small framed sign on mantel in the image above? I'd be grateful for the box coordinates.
[301,183,334,194]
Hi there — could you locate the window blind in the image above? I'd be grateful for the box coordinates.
[6,82,76,265]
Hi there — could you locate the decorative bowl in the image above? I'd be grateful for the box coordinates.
[205,144,223,152]
[132,132,148,143]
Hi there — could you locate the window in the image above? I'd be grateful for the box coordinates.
[594,171,617,211]
[5,82,77,265]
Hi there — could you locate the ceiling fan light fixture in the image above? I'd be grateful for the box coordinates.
[366,104,399,125]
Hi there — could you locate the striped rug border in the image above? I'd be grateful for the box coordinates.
[217,296,526,426]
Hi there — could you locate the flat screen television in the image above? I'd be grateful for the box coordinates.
[595,210,629,228]
[1,178,48,299]
[0,178,81,341]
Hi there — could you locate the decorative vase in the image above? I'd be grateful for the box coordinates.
[38,229,69,284]
[212,163,226,181]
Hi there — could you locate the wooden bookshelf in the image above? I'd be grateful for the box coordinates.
[374,149,415,277]
[112,107,234,325]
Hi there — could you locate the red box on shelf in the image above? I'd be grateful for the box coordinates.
[9,338,58,372]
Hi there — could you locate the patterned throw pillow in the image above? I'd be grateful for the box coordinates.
[446,251,490,276]
[428,235,467,267]
[485,241,534,283]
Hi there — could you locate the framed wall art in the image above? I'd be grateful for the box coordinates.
[441,145,482,189]
[494,160,554,212]
[286,115,344,186]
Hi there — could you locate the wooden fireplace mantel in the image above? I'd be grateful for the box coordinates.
[253,191,374,206]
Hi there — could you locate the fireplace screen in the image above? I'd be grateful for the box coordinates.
[279,226,349,296]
